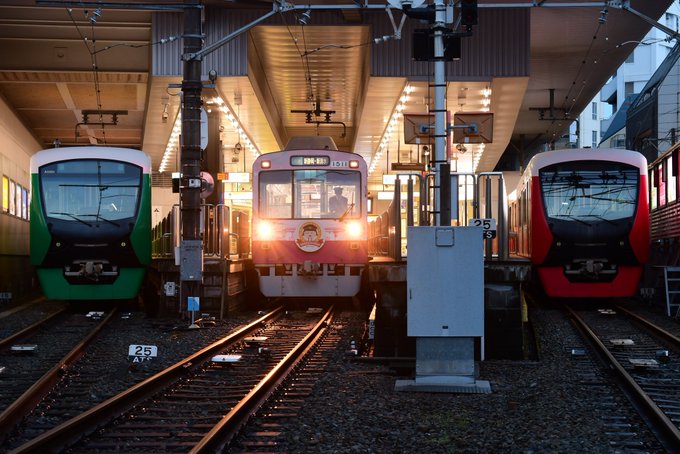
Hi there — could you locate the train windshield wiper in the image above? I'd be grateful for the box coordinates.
[48,212,93,227]
[553,214,591,226]
[338,203,355,221]
[80,213,120,227]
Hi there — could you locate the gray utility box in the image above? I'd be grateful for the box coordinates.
[407,226,484,338]
[180,239,204,282]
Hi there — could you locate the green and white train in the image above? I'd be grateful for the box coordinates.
[30,146,151,300]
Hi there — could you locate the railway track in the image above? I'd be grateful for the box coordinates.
[567,304,680,452]
[229,311,349,452]
[9,306,336,453]
[0,298,65,343]
[0,308,114,441]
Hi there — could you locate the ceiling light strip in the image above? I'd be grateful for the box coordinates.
[213,96,261,161]
[159,112,182,173]
[368,83,413,176]
[159,96,261,173]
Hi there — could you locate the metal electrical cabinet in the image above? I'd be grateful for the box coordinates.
[407,226,483,338]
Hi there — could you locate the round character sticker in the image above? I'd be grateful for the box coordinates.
[295,222,325,252]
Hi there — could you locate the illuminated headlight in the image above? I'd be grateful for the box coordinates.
[346,221,363,238]
[257,221,274,239]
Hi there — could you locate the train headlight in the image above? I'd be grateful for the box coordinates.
[346,221,363,238]
[257,221,274,239]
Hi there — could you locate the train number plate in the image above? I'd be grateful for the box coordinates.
[128,344,158,362]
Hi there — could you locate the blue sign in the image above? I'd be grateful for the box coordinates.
[187,296,200,311]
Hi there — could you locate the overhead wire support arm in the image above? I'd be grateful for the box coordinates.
[184,2,292,61]
[608,0,680,41]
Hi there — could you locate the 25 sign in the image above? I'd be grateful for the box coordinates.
[468,218,497,239]
[128,344,158,363]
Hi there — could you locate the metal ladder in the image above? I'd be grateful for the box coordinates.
[663,267,680,318]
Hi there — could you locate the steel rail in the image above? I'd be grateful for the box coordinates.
[0,308,116,441]
[10,307,285,454]
[566,306,680,452]
[0,307,66,350]
[614,304,680,349]
[191,306,335,453]
[0,296,47,320]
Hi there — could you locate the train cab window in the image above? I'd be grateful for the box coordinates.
[294,170,360,219]
[259,169,360,219]
[259,171,293,218]
[40,159,142,223]
[540,162,639,222]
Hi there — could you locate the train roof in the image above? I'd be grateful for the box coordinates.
[525,148,648,177]
[30,146,151,173]
[649,141,680,168]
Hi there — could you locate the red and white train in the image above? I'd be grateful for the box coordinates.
[252,137,368,298]
[509,148,649,298]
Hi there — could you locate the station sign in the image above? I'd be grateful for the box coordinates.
[218,172,250,183]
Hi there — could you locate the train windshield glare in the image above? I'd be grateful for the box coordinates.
[40,159,142,223]
[540,162,639,222]
[259,169,361,219]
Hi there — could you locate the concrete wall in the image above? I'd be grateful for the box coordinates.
[0,92,42,300]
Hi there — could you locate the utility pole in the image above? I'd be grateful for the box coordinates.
[179,0,204,317]
[433,0,449,226]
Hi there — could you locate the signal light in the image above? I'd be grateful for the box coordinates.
[460,0,478,26]
[349,160,359,169]
[261,160,271,169]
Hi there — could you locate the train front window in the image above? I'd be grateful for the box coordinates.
[40,159,142,223]
[540,162,639,222]
[259,169,361,219]
[259,171,293,218]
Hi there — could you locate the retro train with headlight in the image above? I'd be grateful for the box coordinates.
[30,146,151,300]
[252,137,368,298]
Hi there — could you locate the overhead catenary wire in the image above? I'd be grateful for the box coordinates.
[65,7,179,145]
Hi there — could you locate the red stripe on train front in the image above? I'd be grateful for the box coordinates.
[629,173,650,263]
[252,240,368,264]
[537,266,643,298]
[530,176,553,264]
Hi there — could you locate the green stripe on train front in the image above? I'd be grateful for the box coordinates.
[130,173,152,265]
[29,173,51,265]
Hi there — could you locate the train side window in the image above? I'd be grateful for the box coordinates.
[15,183,23,219]
[667,156,676,203]
[1,175,8,213]
[650,165,658,210]
[658,165,666,206]
[8,179,15,216]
